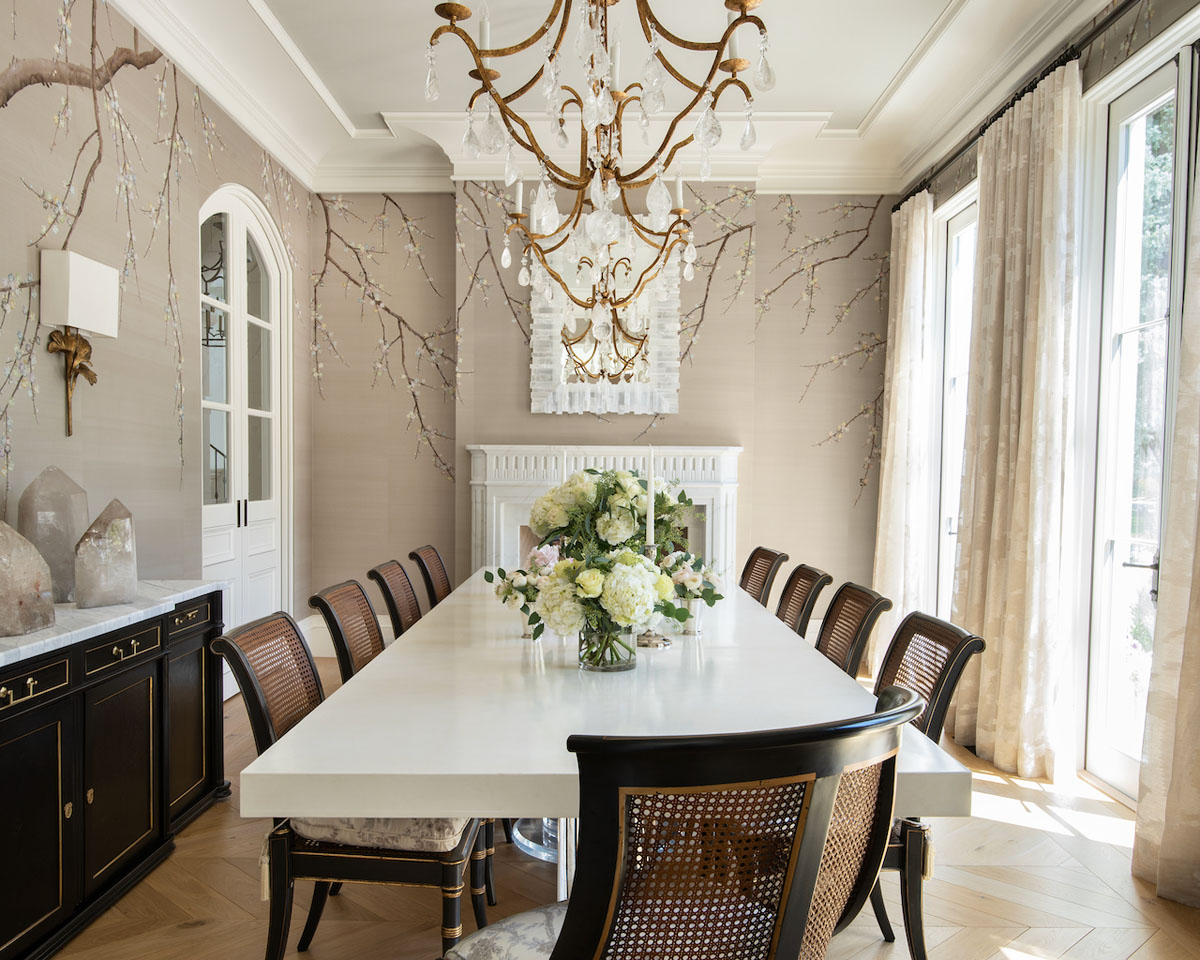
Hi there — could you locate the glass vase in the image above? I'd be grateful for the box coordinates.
[578,626,637,672]
[515,610,533,639]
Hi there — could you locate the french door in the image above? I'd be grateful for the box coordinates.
[199,202,283,630]
[1086,63,1181,797]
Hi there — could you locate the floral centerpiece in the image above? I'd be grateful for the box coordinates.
[660,551,724,635]
[484,545,559,637]
[534,548,683,671]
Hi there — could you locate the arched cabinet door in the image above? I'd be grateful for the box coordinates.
[199,188,286,633]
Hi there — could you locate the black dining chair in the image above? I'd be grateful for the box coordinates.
[775,563,834,638]
[367,559,423,638]
[212,612,489,958]
[410,544,453,609]
[739,545,789,606]
[868,612,985,960]
[813,582,893,678]
[446,687,925,960]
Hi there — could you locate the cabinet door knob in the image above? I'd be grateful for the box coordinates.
[113,646,125,660]
[0,687,11,706]
[64,802,73,820]
[86,788,95,805]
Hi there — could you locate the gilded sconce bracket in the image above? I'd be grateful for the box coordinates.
[47,327,98,437]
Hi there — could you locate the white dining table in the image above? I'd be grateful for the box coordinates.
[241,569,972,896]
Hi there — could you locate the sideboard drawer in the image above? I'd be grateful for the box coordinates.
[167,598,214,638]
[84,625,161,676]
[0,657,70,714]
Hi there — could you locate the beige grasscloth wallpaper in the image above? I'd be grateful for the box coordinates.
[0,1,313,610]
[1,2,891,625]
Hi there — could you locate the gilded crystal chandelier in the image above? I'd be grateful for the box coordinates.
[427,0,773,382]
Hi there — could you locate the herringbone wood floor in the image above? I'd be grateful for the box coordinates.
[56,659,1200,960]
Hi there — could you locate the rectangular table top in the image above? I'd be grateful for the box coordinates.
[240,569,972,820]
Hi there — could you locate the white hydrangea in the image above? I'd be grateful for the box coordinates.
[530,492,569,538]
[600,562,659,628]
[553,471,598,511]
[595,509,638,545]
[534,574,587,635]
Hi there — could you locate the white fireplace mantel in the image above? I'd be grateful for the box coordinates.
[467,444,742,583]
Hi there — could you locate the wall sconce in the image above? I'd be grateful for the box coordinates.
[40,250,120,437]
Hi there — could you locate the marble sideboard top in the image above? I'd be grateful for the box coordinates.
[0,580,229,670]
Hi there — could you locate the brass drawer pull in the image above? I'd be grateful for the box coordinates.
[131,639,140,655]
[0,687,12,707]
[26,677,37,696]
[173,609,200,627]
[113,646,125,661]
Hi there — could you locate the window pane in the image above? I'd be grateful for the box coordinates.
[247,234,270,321]
[1101,539,1157,759]
[202,304,229,404]
[203,408,231,505]
[248,415,271,502]
[201,213,227,302]
[1113,322,1168,541]
[247,322,271,412]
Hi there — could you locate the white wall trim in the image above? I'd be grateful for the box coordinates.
[108,0,320,189]
[897,0,1104,185]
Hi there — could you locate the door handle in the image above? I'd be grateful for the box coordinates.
[244,499,249,525]
[1122,550,1161,603]
[236,499,242,529]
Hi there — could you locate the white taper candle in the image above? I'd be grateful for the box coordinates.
[646,446,655,551]
[727,11,740,61]
[610,40,621,88]
[515,181,524,214]
[674,175,684,210]
[480,16,491,53]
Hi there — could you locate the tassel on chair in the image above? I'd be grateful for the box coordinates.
[260,833,272,900]
[922,831,935,881]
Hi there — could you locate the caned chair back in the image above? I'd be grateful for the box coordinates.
[309,580,385,684]
[873,612,985,740]
[814,583,893,677]
[367,560,423,638]
[776,564,835,638]
[740,546,790,606]
[409,544,452,609]
[212,612,324,757]
[549,687,925,960]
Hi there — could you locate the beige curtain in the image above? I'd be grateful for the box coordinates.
[870,192,937,673]
[1132,94,1200,904]
[946,62,1081,780]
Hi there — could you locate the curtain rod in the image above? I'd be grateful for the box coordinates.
[892,0,1144,213]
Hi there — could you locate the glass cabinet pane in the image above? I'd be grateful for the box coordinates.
[202,304,229,404]
[246,234,270,321]
[247,322,271,412]
[203,409,231,506]
[200,214,227,302]
[248,415,271,502]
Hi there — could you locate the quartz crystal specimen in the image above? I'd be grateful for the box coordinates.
[17,466,89,602]
[0,521,55,636]
[75,499,138,608]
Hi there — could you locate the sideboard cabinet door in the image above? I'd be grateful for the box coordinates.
[0,699,79,957]
[166,633,211,824]
[82,659,161,898]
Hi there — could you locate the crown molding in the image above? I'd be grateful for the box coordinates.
[244,0,358,137]
[108,0,321,189]
[312,163,455,194]
[895,0,1099,185]
[757,164,904,196]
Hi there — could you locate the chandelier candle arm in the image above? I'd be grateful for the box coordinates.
[433,0,771,385]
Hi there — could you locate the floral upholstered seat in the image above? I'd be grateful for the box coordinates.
[291,815,470,853]
[445,902,565,960]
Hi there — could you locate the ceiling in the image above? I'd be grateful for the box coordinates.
[111,0,1111,193]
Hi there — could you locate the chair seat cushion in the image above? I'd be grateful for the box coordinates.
[291,815,469,853]
[446,902,566,960]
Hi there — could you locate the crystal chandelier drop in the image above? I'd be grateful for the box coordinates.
[427,0,772,382]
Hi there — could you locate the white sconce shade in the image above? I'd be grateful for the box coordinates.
[40,250,120,338]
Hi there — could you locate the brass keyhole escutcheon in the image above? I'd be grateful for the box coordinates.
[64,802,73,820]
[86,789,95,805]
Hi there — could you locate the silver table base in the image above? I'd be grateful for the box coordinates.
[512,817,577,899]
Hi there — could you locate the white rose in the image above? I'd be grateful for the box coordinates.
[505,592,524,610]
[512,573,527,588]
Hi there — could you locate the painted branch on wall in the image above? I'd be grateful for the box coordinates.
[0,0,224,515]
[311,193,457,479]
